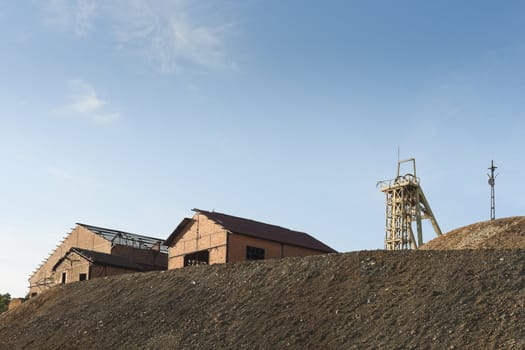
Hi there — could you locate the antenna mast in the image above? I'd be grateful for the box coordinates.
[487,160,497,220]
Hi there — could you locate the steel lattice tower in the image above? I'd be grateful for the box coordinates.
[487,160,497,220]
[379,158,442,250]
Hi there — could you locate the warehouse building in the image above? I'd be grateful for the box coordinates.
[165,209,336,269]
[29,223,167,296]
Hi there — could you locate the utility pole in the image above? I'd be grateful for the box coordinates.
[487,160,497,220]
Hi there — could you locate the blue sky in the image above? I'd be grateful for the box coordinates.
[2,0,525,297]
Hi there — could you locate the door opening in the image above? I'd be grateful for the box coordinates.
[184,250,210,266]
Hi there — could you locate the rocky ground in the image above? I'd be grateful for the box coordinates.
[2,246,525,349]
[3,217,525,349]
[422,216,525,250]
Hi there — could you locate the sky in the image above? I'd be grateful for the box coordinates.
[2,0,525,297]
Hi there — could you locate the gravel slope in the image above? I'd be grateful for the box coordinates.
[421,216,525,250]
[1,250,525,349]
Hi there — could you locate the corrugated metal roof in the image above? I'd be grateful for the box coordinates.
[53,247,144,271]
[78,223,169,253]
[191,209,337,253]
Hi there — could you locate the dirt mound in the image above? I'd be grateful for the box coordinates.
[421,216,525,250]
[2,250,525,349]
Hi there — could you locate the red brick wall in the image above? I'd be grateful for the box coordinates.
[281,244,328,257]
[228,233,331,262]
[8,298,24,311]
[52,251,91,285]
[227,234,282,262]
[89,265,141,278]
[29,225,112,296]
[167,213,331,269]
[111,245,168,270]
[168,214,228,269]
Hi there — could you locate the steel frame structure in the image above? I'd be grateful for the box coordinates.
[379,158,442,250]
[487,160,497,221]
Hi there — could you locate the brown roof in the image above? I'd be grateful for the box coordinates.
[190,209,337,253]
[52,248,144,272]
[164,217,194,246]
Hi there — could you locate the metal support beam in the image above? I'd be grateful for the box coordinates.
[487,160,497,221]
[379,158,442,250]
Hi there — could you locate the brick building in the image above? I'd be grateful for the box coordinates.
[7,298,24,311]
[29,223,168,297]
[164,209,336,269]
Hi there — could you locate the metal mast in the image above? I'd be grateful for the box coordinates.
[487,160,497,220]
[379,158,442,250]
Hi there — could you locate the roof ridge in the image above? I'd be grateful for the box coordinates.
[77,223,166,242]
[64,247,143,271]
[70,247,96,263]
[192,208,309,235]
[191,208,336,253]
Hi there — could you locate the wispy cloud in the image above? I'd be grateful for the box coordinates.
[43,0,98,37]
[55,79,120,125]
[41,0,236,73]
[111,1,235,72]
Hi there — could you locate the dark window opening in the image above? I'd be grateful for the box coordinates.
[246,246,265,260]
[61,272,67,284]
[184,250,210,266]
[30,292,37,298]
[79,273,87,281]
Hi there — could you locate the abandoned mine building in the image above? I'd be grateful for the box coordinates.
[164,208,337,269]
[29,223,168,297]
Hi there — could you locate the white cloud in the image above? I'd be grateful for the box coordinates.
[55,79,120,125]
[43,0,98,37]
[63,80,105,113]
[42,0,235,72]
[112,1,233,72]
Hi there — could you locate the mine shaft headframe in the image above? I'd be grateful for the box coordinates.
[397,157,417,179]
[379,158,442,250]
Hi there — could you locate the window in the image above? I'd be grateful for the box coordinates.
[79,273,87,281]
[184,250,210,266]
[61,272,67,284]
[246,246,265,260]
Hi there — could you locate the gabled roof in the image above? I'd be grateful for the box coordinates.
[52,247,144,272]
[164,217,194,246]
[78,223,168,253]
[166,209,337,253]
